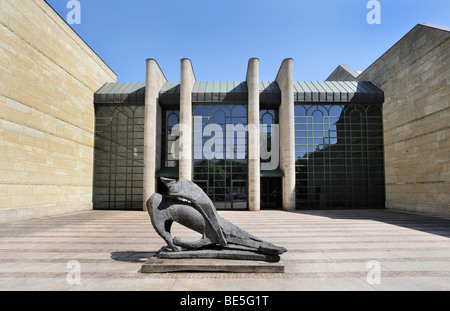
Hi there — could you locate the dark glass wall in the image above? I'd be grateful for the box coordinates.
[295,104,385,209]
[93,105,145,210]
[93,102,384,211]
[192,104,248,210]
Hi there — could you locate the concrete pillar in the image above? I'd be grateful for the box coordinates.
[246,58,260,211]
[275,58,296,211]
[179,58,196,180]
[143,59,167,211]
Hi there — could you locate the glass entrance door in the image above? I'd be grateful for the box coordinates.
[260,177,282,210]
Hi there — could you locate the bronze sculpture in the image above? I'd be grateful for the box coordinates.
[147,178,287,262]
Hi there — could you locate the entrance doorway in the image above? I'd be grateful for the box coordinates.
[260,177,282,210]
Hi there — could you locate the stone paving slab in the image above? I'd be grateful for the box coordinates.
[0,209,449,291]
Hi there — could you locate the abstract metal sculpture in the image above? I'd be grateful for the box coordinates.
[147,178,287,262]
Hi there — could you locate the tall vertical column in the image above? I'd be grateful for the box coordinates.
[246,58,260,211]
[276,58,296,211]
[143,59,167,211]
[179,58,196,180]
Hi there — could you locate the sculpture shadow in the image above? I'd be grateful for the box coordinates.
[110,251,156,263]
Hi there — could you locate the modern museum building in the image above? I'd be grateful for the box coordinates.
[0,0,448,223]
[93,60,385,212]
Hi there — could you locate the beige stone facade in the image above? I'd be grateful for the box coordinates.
[0,0,116,223]
[329,24,450,216]
[360,24,449,216]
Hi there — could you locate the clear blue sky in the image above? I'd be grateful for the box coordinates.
[46,0,449,82]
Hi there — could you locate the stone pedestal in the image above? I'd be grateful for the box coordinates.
[142,256,285,273]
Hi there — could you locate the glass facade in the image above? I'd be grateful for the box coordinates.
[192,104,248,210]
[93,101,384,211]
[93,105,145,210]
[294,104,385,209]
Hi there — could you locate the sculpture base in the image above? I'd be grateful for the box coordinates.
[141,245,285,273]
[141,257,285,273]
[159,245,280,262]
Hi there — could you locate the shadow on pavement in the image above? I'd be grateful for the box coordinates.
[110,251,156,263]
[291,209,450,239]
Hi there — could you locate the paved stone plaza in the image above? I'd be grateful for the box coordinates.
[0,209,449,291]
